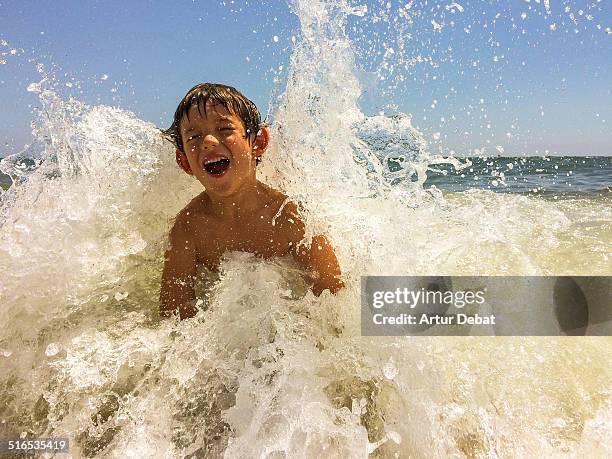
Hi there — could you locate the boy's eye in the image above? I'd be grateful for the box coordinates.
[186,134,201,142]
[219,127,234,133]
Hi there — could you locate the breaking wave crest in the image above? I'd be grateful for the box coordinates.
[0,1,610,457]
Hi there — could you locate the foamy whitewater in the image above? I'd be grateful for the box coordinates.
[1,0,611,457]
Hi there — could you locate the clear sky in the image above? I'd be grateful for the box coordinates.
[0,0,610,157]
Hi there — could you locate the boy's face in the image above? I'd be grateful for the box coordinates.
[178,101,262,197]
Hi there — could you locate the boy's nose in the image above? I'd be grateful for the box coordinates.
[201,133,220,148]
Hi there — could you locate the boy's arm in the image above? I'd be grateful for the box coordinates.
[160,216,198,319]
[293,234,345,295]
[280,203,344,295]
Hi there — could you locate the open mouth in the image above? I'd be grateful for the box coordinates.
[203,158,230,176]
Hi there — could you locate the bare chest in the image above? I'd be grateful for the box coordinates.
[194,215,291,269]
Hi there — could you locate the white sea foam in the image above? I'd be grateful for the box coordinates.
[0,0,610,457]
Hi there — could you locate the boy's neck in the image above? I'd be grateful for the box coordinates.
[205,179,269,220]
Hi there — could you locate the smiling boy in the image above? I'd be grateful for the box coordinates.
[160,83,344,319]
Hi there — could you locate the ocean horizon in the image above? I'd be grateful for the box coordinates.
[1,0,610,456]
[2,154,610,194]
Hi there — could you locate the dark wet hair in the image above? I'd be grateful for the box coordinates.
[163,82,262,153]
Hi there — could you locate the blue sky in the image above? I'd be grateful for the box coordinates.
[0,0,610,157]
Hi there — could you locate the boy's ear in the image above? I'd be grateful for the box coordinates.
[252,126,270,159]
[175,149,193,175]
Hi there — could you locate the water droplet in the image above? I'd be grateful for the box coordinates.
[114,292,128,301]
[388,430,402,444]
[27,82,41,93]
[45,343,60,357]
[383,357,398,379]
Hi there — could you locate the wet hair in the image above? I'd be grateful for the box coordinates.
[163,82,262,154]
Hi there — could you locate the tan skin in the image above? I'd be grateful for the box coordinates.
[160,102,344,319]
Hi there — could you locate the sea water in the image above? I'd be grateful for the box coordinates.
[1,0,611,457]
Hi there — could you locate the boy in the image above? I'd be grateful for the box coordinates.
[160,83,344,319]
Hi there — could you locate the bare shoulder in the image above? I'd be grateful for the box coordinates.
[252,183,304,245]
[169,193,214,244]
[268,194,344,295]
[175,191,212,223]
[271,195,306,245]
